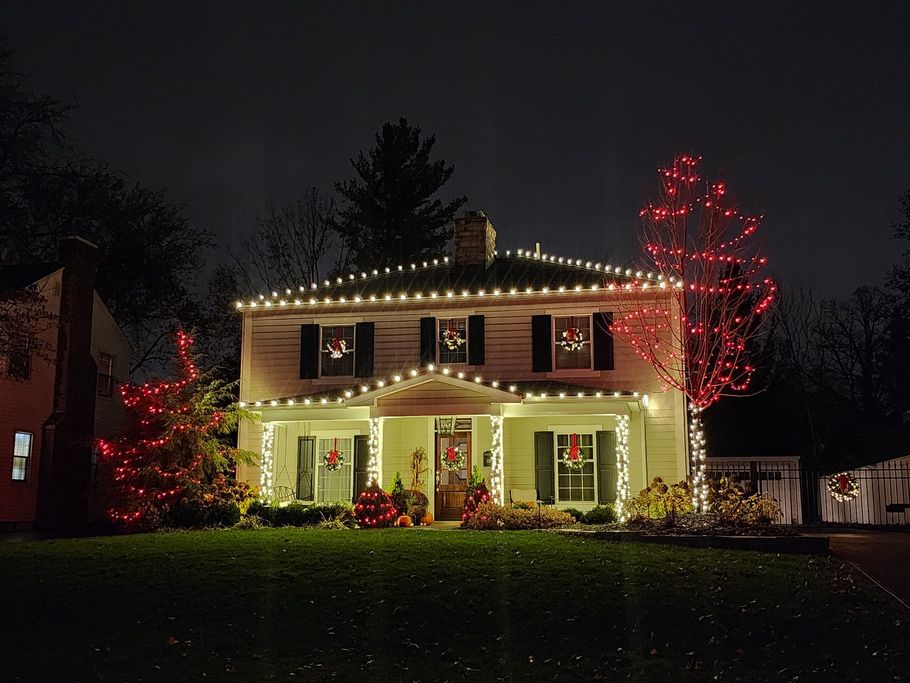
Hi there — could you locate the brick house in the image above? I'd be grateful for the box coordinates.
[0,237,131,530]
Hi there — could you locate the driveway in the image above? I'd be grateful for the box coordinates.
[811,530,910,607]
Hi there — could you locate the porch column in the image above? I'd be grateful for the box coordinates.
[615,415,630,520]
[260,422,276,499]
[490,415,504,505]
[368,416,383,486]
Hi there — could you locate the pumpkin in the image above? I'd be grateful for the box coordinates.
[397,515,413,527]
[420,512,433,526]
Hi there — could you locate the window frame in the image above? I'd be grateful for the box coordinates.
[11,431,33,482]
[437,317,469,365]
[319,325,357,378]
[309,431,358,503]
[97,352,115,397]
[553,431,596,503]
[4,334,32,381]
[551,314,593,371]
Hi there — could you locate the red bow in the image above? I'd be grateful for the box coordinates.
[445,446,458,462]
[836,474,849,493]
[567,433,580,461]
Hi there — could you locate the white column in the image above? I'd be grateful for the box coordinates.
[615,415,630,521]
[260,422,276,499]
[490,415,504,505]
[368,417,383,486]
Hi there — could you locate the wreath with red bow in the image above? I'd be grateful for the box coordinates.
[441,444,466,471]
[560,317,585,351]
[322,438,345,471]
[826,471,859,502]
[441,319,466,351]
[562,433,586,470]
[326,327,348,359]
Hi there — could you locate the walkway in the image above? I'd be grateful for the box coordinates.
[811,530,910,608]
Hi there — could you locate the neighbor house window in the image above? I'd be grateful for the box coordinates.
[556,432,595,502]
[5,335,31,380]
[320,326,355,377]
[438,317,468,364]
[316,437,353,502]
[97,353,115,397]
[11,431,32,481]
[553,315,592,370]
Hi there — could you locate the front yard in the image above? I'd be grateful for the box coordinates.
[0,529,905,681]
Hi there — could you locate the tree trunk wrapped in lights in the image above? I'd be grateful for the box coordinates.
[610,156,776,511]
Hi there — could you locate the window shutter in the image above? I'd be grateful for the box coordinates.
[592,312,615,371]
[468,315,485,365]
[354,322,374,377]
[531,315,553,372]
[353,435,370,501]
[297,436,316,501]
[419,317,437,367]
[596,430,617,503]
[534,431,555,504]
[299,324,320,379]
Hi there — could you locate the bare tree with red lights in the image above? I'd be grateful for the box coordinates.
[611,156,776,510]
[98,331,255,529]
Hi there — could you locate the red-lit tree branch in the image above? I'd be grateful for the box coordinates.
[610,156,776,508]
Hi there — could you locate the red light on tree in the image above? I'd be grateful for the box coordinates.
[611,156,776,509]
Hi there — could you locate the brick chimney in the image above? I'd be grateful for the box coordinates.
[454,210,496,268]
[36,236,99,530]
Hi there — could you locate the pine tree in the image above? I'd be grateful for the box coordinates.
[98,331,254,529]
[333,118,467,271]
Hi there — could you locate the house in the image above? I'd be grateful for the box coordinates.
[234,211,689,520]
[0,237,131,531]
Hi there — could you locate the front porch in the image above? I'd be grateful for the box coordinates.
[249,374,656,520]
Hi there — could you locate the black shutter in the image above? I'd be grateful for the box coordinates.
[534,431,555,504]
[419,317,437,367]
[353,435,370,501]
[299,324,320,379]
[354,322,374,377]
[596,430,617,504]
[296,436,315,501]
[592,312,615,371]
[531,315,553,372]
[468,315,485,365]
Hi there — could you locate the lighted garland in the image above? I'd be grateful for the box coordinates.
[561,433,586,470]
[441,445,466,471]
[827,472,860,502]
[322,438,344,471]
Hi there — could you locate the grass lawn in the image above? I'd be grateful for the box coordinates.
[0,529,906,681]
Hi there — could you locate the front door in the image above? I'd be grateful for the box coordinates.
[435,431,472,520]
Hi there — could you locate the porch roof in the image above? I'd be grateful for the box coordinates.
[242,367,644,410]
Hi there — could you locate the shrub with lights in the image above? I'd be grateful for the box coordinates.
[97,331,256,530]
[461,465,491,524]
[354,480,397,528]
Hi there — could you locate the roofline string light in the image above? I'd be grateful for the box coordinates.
[238,366,649,408]
[233,250,683,310]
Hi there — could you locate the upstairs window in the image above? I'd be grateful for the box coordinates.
[438,318,468,365]
[553,315,592,370]
[97,353,115,397]
[4,335,31,380]
[11,431,32,481]
[321,325,355,377]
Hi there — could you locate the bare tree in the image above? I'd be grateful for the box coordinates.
[236,188,336,293]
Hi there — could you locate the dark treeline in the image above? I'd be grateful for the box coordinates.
[707,191,910,468]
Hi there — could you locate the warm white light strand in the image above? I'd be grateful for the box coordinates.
[688,404,709,512]
[615,415,631,521]
[490,415,504,505]
[260,422,276,500]
[367,417,382,486]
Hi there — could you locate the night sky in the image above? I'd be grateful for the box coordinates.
[4,2,909,296]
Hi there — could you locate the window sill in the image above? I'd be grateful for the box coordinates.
[546,369,600,379]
